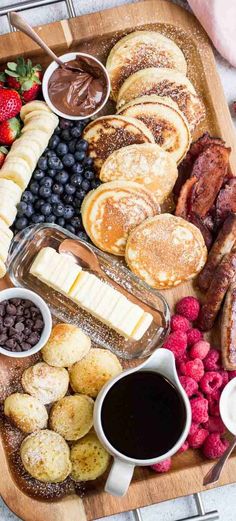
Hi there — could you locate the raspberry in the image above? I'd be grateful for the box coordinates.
[211,388,221,401]
[179,376,198,397]
[151,458,171,473]
[180,358,204,382]
[176,296,200,321]
[203,416,225,434]
[170,314,190,333]
[203,433,229,459]
[189,422,199,435]
[218,370,229,389]
[203,349,221,371]
[188,427,209,448]
[199,372,223,395]
[187,328,203,346]
[176,352,190,370]
[190,340,210,360]
[163,331,187,359]
[208,396,220,416]
[228,370,236,380]
[190,396,209,423]
[178,440,189,453]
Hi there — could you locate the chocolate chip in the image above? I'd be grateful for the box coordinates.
[25,319,33,328]
[23,300,31,308]
[0,333,8,344]
[9,327,17,337]
[23,309,31,318]
[4,316,15,327]
[33,319,44,331]
[14,333,24,343]
[11,298,22,306]
[24,327,31,337]
[16,305,24,316]
[28,332,40,346]
[0,304,5,317]
[15,322,24,333]
[6,304,17,316]
[21,342,31,351]
[5,338,17,349]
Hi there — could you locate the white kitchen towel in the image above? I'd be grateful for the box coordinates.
[188,0,236,67]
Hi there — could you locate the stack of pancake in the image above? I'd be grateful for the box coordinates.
[82,31,207,290]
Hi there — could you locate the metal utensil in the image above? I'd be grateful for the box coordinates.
[9,11,80,72]
[203,435,236,486]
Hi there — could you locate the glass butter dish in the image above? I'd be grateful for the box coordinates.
[7,224,170,360]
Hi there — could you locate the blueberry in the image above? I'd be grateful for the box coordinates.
[25,204,34,218]
[83,157,93,168]
[55,170,69,184]
[49,135,60,149]
[33,169,44,181]
[31,214,45,224]
[52,183,64,195]
[84,170,95,180]
[68,139,77,154]
[40,177,53,188]
[50,193,61,204]
[60,129,71,141]
[60,119,73,130]
[34,199,45,211]
[81,179,90,191]
[41,203,52,216]
[46,214,56,223]
[65,183,76,195]
[47,168,57,178]
[15,217,28,230]
[66,224,75,234]
[74,150,86,162]
[21,191,35,203]
[61,153,74,168]
[77,230,88,241]
[71,216,82,229]
[17,201,27,216]
[75,121,84,132]
[54,126,61,135]
[56,142,68,157]
[70,126,81,138]
[75,188,86,200]
[76,139,88,151]
[46,150,57,158]
[37,156,48,171]
[48,156,63,170]
[74,198,82,209]
[72,163,83,175]
[63,194,74,205]
[53,203,65,217]
[91,178,101,189]
[71,173,82,187]
[57,217,65,227]
[29,181,39,195]
[64,205,75,220]
[39,186,51,199]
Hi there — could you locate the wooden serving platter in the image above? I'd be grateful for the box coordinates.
[0,1,236,520]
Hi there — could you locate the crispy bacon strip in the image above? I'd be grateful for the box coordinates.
[175,177,197,218]
[215,178,236,229]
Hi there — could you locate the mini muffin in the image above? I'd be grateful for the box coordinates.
[125,214,207,289]
[4,392,48,433]
[49,394,94,441]
[69,348,122,398]
[22,362,69,404]
[41,323,91,367]
[70,432,110,481]
[81,180,159,255]
[82,114,155,172]
[99,143,178,204]
[20,429,72,483]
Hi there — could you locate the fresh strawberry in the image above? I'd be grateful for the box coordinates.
[0,88,22,122]
[0,146,8,167]
[0,72,6,88]
[0,117,21,145]
[5,57,42,103]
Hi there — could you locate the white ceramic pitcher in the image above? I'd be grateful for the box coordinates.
[94,348,191,496]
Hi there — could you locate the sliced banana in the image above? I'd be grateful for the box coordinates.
[70,432,110,481]
[10,142,40,170]
[24,110,57,123]
[0,218,13,241]
[0,259,6,279]
[0,179,21,203]
[20,100,52,121]
[0,198,17,226]
[0,233,11,262]
[22,114,58,134]
[0,158,32,190]
[19,130,50,155]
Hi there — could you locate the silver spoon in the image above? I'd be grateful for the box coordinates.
[203,435,236,486]
[9,12,82,73]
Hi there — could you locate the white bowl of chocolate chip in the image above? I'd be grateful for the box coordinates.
[0,288,52,358]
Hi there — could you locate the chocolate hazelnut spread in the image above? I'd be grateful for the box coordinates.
[48,56,107,117]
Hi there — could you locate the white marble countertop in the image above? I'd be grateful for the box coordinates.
[0,1,236,520]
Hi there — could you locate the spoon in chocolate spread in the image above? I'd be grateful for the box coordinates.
[9,12,86,74]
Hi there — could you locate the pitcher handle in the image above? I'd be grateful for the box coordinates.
[105,458,134,496]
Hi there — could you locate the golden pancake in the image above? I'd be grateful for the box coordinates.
[118,95,191,163]
[125,214,207,289]
[82,115,155,172]
[106,30,187,100]
[117,68,205,132]
[81,180,160,255]
[99,143,177,204]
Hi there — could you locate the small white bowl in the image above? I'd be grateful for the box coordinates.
[220,377,236,435]
[42,52,111,121]
[0,288,52,358]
